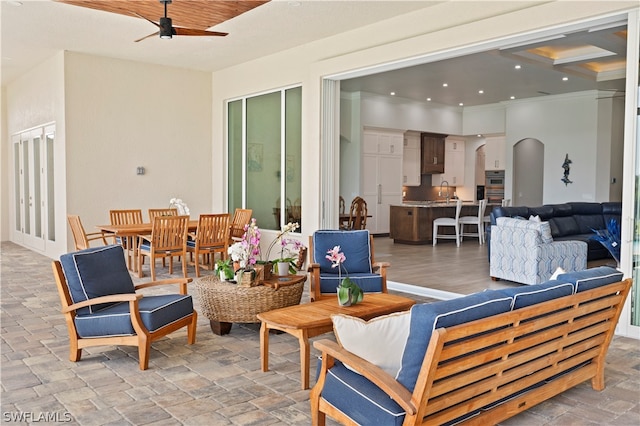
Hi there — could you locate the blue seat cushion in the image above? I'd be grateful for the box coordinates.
[139,242,183,254]
[75,294,193,338]
[397,293,512,392]
[497,281,574,310]
[319,273,383,294]
[320,360,406,426]
[312,230,372,274]
[60,245,135,315]
[556,266,623,293]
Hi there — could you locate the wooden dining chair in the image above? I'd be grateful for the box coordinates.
[229,208,253,244]
[109,209,144,271]
[346,197,368,230]
[187,213,230,277]
[148,208,178,221]
[67,215,109,251]
[138,215,189,281]
[148,208,179,267]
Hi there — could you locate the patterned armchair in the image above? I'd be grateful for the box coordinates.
[490,217,587,285]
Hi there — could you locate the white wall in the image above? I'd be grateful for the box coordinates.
[63,53,213,253]
[5,52,66,255]
[505,91,602,204]
[359,92,462,135]
[5,52,213,256]
[463,104,506,135]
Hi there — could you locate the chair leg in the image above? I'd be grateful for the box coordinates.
[194,252,201,277]
[138,339,151,370]
[187,312,197,344]
[69,338,82,362]
[151,258,157,281]
[433,224,438,246]
[182,254,188,278]
[138,253,144,278]
[455,224,460,247]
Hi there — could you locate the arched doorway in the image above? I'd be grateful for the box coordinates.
[513,138,544,206]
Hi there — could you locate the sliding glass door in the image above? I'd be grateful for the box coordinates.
[227,86,302,231]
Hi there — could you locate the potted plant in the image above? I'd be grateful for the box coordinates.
[215,259,234,281]
[264,222,305,276]
[325,245,363,306]
[228,218,261,285]
[591,218,621,266]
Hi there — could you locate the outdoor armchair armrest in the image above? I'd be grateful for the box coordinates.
[62,293,142,313]
[313,339,416,415]
[135,277,193,295]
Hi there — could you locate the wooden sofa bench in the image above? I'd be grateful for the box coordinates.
[310,267,630,425]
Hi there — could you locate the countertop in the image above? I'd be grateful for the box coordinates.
[395,200,478,207]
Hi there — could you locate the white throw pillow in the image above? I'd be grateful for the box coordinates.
[550,266,566,280]
[529,215,541,222]
[331,311,411,378]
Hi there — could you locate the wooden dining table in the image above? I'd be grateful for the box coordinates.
[96,221,199,272]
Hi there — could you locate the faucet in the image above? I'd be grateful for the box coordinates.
[439,180,450,204]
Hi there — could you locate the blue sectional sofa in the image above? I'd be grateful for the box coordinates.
[310,266,630,426]
[487,202,622,261]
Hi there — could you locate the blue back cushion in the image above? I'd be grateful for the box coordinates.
[556,266,623,293]
[312,230,372,274]
[497,281,574,310]
[396,292,512,391]
[60,245,135,314]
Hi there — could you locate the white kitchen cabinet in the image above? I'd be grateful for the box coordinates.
[402,132,421,186]
[362,129,403,234]
[485,136,506,170]
[432,137,465,187]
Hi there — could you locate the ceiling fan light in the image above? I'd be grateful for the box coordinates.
[159,17,173,39]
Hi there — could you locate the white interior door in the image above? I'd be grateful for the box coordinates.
[13,126,55,252]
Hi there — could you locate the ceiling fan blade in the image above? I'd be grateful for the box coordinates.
[173,27,228,37]
[134,31,160,43]
[131,12,160,29]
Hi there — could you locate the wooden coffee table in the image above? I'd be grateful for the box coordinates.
[257,293,415,389]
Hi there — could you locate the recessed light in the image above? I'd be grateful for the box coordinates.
[390,92,396,96]
[426,98,432,101]
[477,134,483,137]
[510,96,516,100]
[514,65,521,70]
[459,103,464,106]
[478,90,484,94]
[442,83,448,87]
[562,77,569,81]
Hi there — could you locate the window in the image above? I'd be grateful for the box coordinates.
[227,86,302,231]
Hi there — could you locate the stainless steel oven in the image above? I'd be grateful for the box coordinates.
[485,171,505,205]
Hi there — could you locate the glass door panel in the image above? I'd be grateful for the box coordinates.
[284,87,302,231]
[246,91,281,230]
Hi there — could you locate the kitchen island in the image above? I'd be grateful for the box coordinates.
[389,201,480,244]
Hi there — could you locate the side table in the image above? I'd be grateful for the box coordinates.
[194,274,306,335]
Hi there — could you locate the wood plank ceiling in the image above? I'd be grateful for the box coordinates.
[56,0,270,30]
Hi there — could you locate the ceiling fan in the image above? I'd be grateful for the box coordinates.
[134,0,228,42]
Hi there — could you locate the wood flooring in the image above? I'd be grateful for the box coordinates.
[372,235,612,299]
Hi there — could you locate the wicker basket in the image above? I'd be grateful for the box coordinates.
[195,275,304,323]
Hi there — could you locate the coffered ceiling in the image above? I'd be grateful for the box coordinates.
[340,21,628,107]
